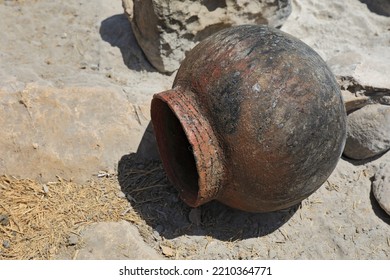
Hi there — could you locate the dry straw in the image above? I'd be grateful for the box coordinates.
[0,175,140,260]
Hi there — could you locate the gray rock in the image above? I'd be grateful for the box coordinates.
[344,104,390,160]
[372,163,390,216]
[125,0,291,73]
[0,214,9,226]
[76,221,162,259]
[117,191,126,199]
[155,224,164,233]
[188,208,201,226]
[2,240,10,249]
[67,233,79,246]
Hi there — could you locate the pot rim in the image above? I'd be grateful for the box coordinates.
[151,87,225,207]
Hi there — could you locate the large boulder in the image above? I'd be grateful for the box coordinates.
[125,0,292,73]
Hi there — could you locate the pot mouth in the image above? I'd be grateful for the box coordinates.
[151,97,200,205]
[151,88,225,207]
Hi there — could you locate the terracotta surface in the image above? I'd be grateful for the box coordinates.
[151,25,346,212]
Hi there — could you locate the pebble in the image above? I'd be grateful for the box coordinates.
[152,230,161,241]
[372,163,390,216]
[79,62,87,69]
[42,184,49,194]
[90,64,99,71]
[117,191,126,198]
[188,208,201,226]
[67,233,79,246]
[268,249,276,259]
[343,104,390,160]
[3,240,10,249]
[155,224,164,233]
[0,214,10,226]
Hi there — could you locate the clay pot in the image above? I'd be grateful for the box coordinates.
[151,25,346,212]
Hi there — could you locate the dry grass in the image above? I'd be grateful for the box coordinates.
[0,175,140,260]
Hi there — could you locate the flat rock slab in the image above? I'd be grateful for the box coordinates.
[0,85,150,183]
[76,221,163,260]
[373,163,390,216]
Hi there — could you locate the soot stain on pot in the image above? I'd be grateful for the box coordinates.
[210,70,244,135]
[206,26,288,136]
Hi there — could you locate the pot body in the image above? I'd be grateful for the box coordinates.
[151,25,346,212]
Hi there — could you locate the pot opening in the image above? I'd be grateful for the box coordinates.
[152,99,199,205]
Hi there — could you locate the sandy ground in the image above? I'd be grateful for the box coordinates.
[0,0,389,259]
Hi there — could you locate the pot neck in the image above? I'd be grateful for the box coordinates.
[151,86,225,207]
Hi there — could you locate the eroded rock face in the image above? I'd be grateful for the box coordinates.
[125,0,292,73]
[343,104,390,160]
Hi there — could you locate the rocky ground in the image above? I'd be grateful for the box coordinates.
[0,0,389,260]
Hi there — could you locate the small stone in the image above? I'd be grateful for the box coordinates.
[3,240,10,249]
[268,249,276,259]
[153,230,160,238]
[0,214,10,226]
[90,64,99,71]
[170,195,179,203]
[126,194,136,202]
[343,104,390,160]
[117,191,126,198]
[79,62,87,69]
[188,208,201,226]
[67,233,79,246]
[137,164,145,169]
[160,244,175,257]
[372,163,390,216]
[42,184,49,194]
[155,224,164,233]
